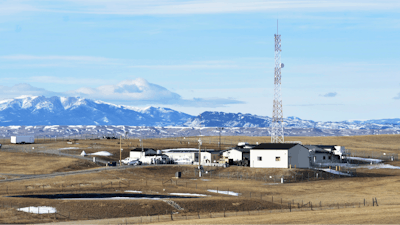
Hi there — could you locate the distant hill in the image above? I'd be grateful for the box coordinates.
[0,96,400,133]
[0,96,192,126]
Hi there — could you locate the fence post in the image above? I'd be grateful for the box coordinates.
[375,198,378,206]
[364,199,365,206]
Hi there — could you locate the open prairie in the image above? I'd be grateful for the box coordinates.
[0,134,399,224]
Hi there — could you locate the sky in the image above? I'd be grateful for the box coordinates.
[0,0,399,122]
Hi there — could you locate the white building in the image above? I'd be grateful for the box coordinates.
[250,143,310,168]
[305,145,346,165]
[11,135,35,144]
[162,148,199,164]
[201,151,221,164]
[129,148,157,160]
[222,143,254,162]
[222,148,250,162]
[140,153,171,165]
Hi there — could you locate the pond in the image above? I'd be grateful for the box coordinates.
[9,193,197,200]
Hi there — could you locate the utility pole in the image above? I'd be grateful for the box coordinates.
[120,135,122,166]
[198,115,202,177]
[217,127,224,151]
[271,19,285,143]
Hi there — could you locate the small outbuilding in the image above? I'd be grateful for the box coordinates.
[129,148,156,160]
[222,143,255,162]
[250,143,310,168]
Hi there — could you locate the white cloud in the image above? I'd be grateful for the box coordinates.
[320,92,337,97]
[70,78,244,106]
[0,78,244,107]
[0,55,113,62]
[128,61,240,70]
[3,1,400,16]
[0,83,58,99]
[0,55,120,68]
[47,1,400,15]
[70,78,181,103]
[28,76,110,85]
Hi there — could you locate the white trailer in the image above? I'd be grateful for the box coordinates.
[10,136,35,144]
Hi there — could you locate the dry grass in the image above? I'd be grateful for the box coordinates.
[48,205,400,224]
[0,134,400,224]
[0,152,97,175]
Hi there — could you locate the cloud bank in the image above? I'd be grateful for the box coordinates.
[3,1,400,15]
[0,83,59,99]
[0,78,244,107]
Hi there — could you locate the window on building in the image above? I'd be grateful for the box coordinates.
[329,156,331,160]
[275,157,281,161]
[257,156,262,161]
[323,156,326,160]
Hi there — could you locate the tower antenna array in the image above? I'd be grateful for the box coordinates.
[271,20,284,143]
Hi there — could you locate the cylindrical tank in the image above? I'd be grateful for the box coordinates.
[157,150,162,155]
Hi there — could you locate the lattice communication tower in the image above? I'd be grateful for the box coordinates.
[271,21,284,143]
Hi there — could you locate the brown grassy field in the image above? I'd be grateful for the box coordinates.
[0,134,399,224]
[47,205,400,224]
[0,152,97,175]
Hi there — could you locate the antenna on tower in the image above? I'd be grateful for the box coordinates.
[271,20,284,143]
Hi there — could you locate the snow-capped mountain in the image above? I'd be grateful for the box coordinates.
[0,96,399,134]
[0,96,192,126]
[185,112,400,130]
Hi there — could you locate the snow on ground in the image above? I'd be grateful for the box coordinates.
[207,189,240,196]
[18,206,56,214]
[346,157,383,163]
[320,169,352,176]
[124,190,142,193]
[360,164,400,170]
[88,151,112,156]
[59,147,80,150]
[169,193,208,197]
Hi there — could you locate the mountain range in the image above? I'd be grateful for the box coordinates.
[0,96,400,132]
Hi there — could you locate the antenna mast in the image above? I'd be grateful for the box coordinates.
[271,20,284,143]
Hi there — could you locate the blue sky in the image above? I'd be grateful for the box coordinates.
[0,0,399,121]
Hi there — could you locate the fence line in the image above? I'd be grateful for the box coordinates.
[0,194,377,223]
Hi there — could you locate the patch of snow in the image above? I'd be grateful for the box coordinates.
[360,164,400,170]
[346,157,383,163]
[59,147,79,150]
[207,189,239,196]
[88,151,112,156]
[124,190,142,193]
[18,206,56,214]
[80,151,87,156]
[320,169,352,176]
[170,193,208,197]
